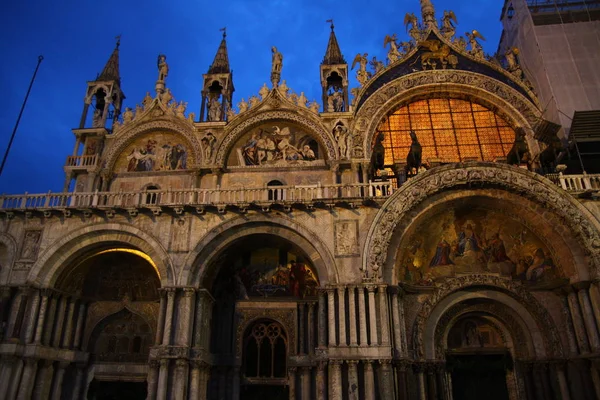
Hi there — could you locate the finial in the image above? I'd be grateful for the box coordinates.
[220,27,226,38]
[115,34,121,49]
[326,19,334,31]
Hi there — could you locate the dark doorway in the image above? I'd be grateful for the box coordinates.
[449,354,510,400]
[87,380,147,400]
[241,385,289,400]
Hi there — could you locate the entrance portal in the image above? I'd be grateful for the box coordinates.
[240,385,289,400]
[449,354,510,400]
[87,379,147,400]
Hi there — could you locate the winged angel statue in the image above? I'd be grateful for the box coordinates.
[466,30,486,59]
[404,13,422,43]
[384,34,402,64]
[352,53,369,86]
[440,10,457,40]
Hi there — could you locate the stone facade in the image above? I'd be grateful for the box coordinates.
[1,2,600,400]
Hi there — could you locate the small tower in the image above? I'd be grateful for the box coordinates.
[320,20,349,113]
[79,36,125,130]
[200,28,234,122]
[420,0,437,28]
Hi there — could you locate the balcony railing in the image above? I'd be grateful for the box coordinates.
[0,182,392,212]
[557,173,600,193]
[65,154,99,168]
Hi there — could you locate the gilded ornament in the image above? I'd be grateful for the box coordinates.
[351,53,369,86]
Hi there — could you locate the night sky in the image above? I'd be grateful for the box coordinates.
[0,0,503,195]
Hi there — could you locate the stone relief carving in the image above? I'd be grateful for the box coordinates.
[19,230,42,261]
[334,220,359,257]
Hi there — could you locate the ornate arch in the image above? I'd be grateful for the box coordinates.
[29,222,174,287]
[180,214,339,287]
[236,314,295,360]
[351,70,544,159]
[363,163,600,281]
[103,118,202,173]
[215,110,338,167]
[0,232,18,284]
[412,275,564,360]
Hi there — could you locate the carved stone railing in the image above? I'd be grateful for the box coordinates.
[65,154,99,168]
[557,173,600,193]
[0,182,393,213]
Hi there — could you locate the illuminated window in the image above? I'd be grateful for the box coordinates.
[376,98,516,165]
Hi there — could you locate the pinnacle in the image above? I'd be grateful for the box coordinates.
[97,39,121,84]
[322,22,346,65]
[208,30,231,74]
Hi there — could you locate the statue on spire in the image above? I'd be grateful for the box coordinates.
[270,47,283,87]
[420,0,436,28]
[157,54,169,82]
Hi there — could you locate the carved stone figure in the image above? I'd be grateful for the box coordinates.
[372,132,386,171]
[271,46,283,87]
[327,93,335,112]
[21,231,41,260]
[334,124,351,159]
[278,80,289,97]
[466,30,485,59]
[370,56,384,74]
[416,40,458,69]
[351,53,369,86]
[297,92,308,108]
[249,95,260,108]
[208,96,221,122]
[92,108,103,127]
[201,132,217,163]
[384,34,402,64]
[187,112,195,123]
[404,13,422,43]
[157,54,169,81]
[142,92,153,109]
[123,107,134,124]
[406,130,422,175]
[238,98,248,113]
[175,101,187,119]
[505,47,522,76]
[259,83,270,100]
[309,101,320,114]
[161,88,173,105]
[227,108,236,120]
[440,10,457,40]
[420,0,436,28]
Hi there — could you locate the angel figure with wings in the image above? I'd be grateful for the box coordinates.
[352,53,369,86]
[440,10,457,40]
[404,13,422,43]
[384,34,402,64]
[466,30,486,59]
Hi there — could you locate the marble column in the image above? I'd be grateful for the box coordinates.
[232,366,241,400]
[567,287,590,353]
[390,287,402,356]
[414,363,427,400]
[300,367,310,400]
[0,288,12,339]
[395,361,409,400]
[200,364,210,400]
[177,288,196,346]
[379,360,393,398]
[146,360,159,400]
[307,302,315,355]
[188,362,201,400]
[162,288,176,345]
[426,363,438,400]
[24,289,41,343]
[298,303,305,354]
[347,360,359,399]
[0,357,15,398]
[329,361,342,400]
[364,360,375,400]
[73,301,87,349]
[61,298,77,348]
[156,359,169,400]
[32,360,54,400]
[317,290,327,348]
[316,362,326,400]
[337,286,347,346]
[589,282,600,336]
[357,286,368,346]
[70,364,85,400]
[289,367,297,400]
[348,286,358,346]
[378,285,390,346]
[554,361,571,400]
[6,287,27,340]
[576,283,600,352]
[591,360,600,400]
[17,358,38,400]
[42,294,58,345]
[50,362,68,400]
[155,289,167,345]
[52,296,68,347]
[366,285,378,345]
[174,359,189,399]
[6,357,24,400]
[327,288,336,347]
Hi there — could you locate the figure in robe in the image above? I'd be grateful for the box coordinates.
[525,248,555,282]
[429,238,454,267]
[456,224,480,256]
[487,233,511,263]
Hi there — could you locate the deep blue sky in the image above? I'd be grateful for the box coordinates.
[0,0,503,195]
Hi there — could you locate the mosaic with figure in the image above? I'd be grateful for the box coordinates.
[228,122,323,167]
[115,132,192,172]
[396,207,560,285]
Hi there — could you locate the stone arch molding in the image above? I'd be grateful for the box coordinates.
[180,213,339,287]
[215,109,338,167]
[28,222,174,287]
[351,70,543,160]
[413,275,564,360]
[104,118,202,173]
[362,163,600,282]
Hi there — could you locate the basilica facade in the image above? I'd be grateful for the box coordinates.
[1,1,600,399]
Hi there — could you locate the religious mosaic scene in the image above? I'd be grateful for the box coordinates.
[0,0,600,399]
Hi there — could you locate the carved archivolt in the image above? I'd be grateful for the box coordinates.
[103,118,202,173]
[363,163,600,282]
[215,110,337,167]
[351,70,543,159]
[411,274,563,359]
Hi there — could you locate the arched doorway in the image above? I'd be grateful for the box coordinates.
[446,315,512,400]
[241,319,289,400]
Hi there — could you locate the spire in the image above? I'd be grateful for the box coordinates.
[208,28,231,74]
[97,35,121,84]
[420,0,437,28]
[322,20,346,65]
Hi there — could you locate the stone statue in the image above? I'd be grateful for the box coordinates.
[227,108,236,120]
[271,46,283,86]
[327,93,335,112]
[406,130,422,175]
[161,88,173,105]
[332,91,344,112]
[278,80,289,97]
[249,95,260,108]
[176,101,187,119]
[297,92,308,108]
[350,87,360,106]
[466,30,485,59]
[372,132,385,171]
[334,124,351,159]
[309,101,320,114]
[135,104,143,119]
[441,10,457,40]
[384,34,401,64]
[420,0,436,28]
[207,96,221,121]
[238,98,248,113]
[505,47,520,72]
[351,53,369,86]
[202,132,217,163]
[142,92,153,109]
[404,13,422,43]
[157,54,169,81]
[369,56,384,74]
[187,112,195,123]
[92,108,103,127]
[123,107,134,124]
[259,83,270,99]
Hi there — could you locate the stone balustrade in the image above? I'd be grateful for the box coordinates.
[65,154,99,168]
[557,172,600,193]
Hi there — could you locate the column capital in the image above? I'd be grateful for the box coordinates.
[182,287,196,296]
[378,359,392,366]
[377,284,388,291]
[329,359,343,366]
[57,361,70,370]
[149,359,160,368]
[175,359,189,368]
[159,358,170,367]
[412,362,426,373]
[346,359,359,366]
[288,366,298,374]
[365,284,377,293]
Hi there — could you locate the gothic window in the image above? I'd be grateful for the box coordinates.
[243,320,287,380]
[376,98,516,166]
[92,310,153,363]
[267,180,285,201]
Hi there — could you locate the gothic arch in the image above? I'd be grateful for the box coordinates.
[0,232,17,284]
[412,275,564,360]
[351,70,543,160]
[28,222,174,287]
[215,109,338,167]
[180,214,339,287]
[104,118,202,172]
[363,163,600,282]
